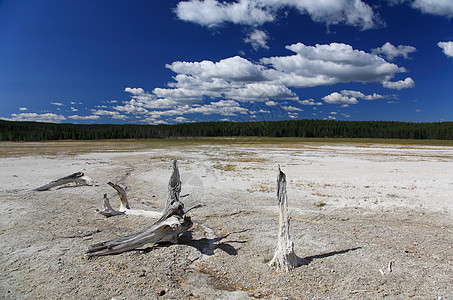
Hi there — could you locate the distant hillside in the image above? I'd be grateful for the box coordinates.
[1,119,452,141]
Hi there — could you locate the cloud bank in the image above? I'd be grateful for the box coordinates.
[3,113,66,123]
[4,42,415,124]
[175,0,380,30]
[161,42,409,103]
[104,42,413,123]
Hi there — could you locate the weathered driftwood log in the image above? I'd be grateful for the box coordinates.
[87,160,195,256]
[34,172,95,191]
[97,181,163,218]
[269,166,307,272]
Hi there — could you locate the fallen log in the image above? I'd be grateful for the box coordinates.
[87,160,197,256]
[34,172,95,191]
[269,166,307,272]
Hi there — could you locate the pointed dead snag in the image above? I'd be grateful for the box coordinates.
[34,172,95,191]
[269,166,307,272]
[87,160,196,256]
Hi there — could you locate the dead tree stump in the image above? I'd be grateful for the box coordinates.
[269,166,307,272]
[87,160,195,256]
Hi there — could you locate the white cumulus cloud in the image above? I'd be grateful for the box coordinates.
[123,87,178,109]
[438,41,453,58]
[224,83,299,102]
[262,43,406,88]
[244,29,269,51]
[382,77,415,89]
[161,56,298,103]
[372,42,417,60]
[167,56,266,82]
[114,100,150,114]
[322,89,391,105]
[124,87,145,95]
[322,92,359,105]
[265,100,278,106]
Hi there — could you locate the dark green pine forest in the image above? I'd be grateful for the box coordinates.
[0,119,452,141]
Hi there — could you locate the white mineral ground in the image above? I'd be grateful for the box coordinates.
[1,140,452,299]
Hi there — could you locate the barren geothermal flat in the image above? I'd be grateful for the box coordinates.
[1,138,452,299]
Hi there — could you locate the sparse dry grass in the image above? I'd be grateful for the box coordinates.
[247,180,275,193]
[314,201,327,208]
[311,192,334,198]
[2,137,452,157]
[213,163,236,172]
[237,157,268,163]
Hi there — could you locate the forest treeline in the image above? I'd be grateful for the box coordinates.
[1,119,452,141]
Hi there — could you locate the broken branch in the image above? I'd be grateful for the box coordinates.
[99,182,163,219]
[107,182,130,210]
[34,172,95,191]
[97,194,125,217]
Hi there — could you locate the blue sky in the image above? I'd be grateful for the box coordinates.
[0,0,452,124]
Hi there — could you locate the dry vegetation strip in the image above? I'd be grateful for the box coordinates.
[1,137,452,157]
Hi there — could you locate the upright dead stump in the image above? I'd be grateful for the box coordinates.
[269,166,307,272]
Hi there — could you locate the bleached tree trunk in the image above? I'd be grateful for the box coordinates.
[269,166,307,272]
[34,172,95,191]
[87,160,196,256]
[163,160,182,213]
